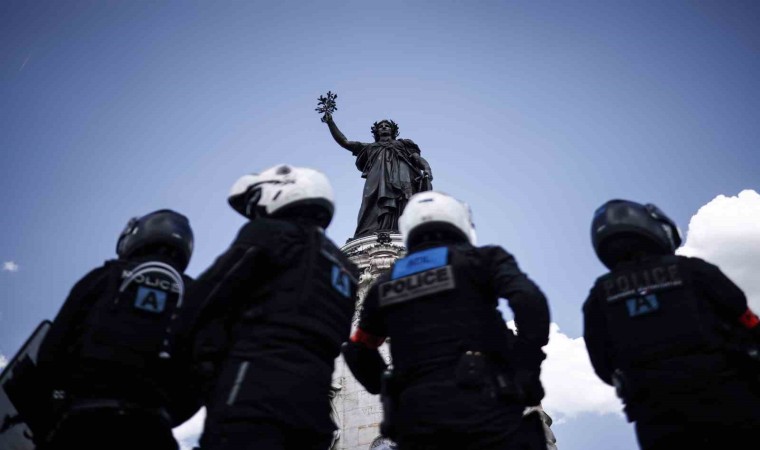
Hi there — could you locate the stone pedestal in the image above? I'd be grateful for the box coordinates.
[330,233,404,450]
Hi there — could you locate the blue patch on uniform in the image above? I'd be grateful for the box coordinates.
[332,265,352,298]
[392,247,448,279]
[626,294,659,317]
[134,286,167,313]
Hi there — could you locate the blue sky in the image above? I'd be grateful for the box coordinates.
[2,2,759,449]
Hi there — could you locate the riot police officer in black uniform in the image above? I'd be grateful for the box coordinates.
[36,209,199,450]
[192,164,358,450]
[583,199,760,450]
[343,191,550,450]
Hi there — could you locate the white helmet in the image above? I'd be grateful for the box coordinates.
[228,164,335,228]
[399,191,476,247]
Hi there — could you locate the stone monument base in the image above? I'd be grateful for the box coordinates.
[330,233,405,450]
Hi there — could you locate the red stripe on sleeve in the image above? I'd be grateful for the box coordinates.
[739,308,760,329]
[350,328,386,349]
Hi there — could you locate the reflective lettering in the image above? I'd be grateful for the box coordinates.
[379,265,456,307]
[603,279,615,298]
[605,264,684,302]
[652,267,667,284]
[626,294,659,317]
[331,265,352,298]
[424,271,437,284]
[641,269,652,287]
[122,270,179,293]
[134,287,167,313]
[409,256,431,267]
[668,264,679,281]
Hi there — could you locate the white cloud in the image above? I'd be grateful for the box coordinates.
[172,407,205,450]
[501,308,622,422]
[0,354,7,370]
[2,261,19,272]
[539,323,622,422]
[677,189,760,312]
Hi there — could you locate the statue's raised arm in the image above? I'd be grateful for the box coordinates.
[316,91,364,154]
[323,112,365,155]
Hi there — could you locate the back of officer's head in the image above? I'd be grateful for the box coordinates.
[399,191,476,250]
[228,164,335,229]
[592,199,682,270]
[116,209,194,272]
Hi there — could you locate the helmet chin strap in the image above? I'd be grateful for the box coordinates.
[245,189,263,218]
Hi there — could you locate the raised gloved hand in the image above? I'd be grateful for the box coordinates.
[341,341,387,395]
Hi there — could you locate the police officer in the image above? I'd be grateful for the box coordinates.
[343,191,550,450]
[36,209,199,450]
[583,199,760,450]
[192,164,358,450]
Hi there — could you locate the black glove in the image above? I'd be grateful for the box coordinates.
[341,341,387,395]
[513,369,545,406]
[750,326,760,346]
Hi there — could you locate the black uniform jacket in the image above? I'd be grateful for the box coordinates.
[357,243,550,433]
[191,218,358,434]
[37,257,199,426]
[583,255,754,418]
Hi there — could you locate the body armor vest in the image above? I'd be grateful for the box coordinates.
[237,226,358,362]
[596,255,724,368]
[78,260,186,369]
[379,245,515,375]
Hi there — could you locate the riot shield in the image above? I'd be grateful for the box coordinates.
[0,321,52,450]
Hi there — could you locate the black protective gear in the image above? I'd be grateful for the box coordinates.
[38,402,178,450]
[191,217,358,437]
[199,420,334,450]
[379,369,400,440]
[511,369,545,406]
[116,209,194,272]
[341,341,386,395]
[583,254,760,449]
[395,410,547,450]
[0,321,52,450]
[353,241,549,443]
[35,255,201,448]
[592,200,682,270]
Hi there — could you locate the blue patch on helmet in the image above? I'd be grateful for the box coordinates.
[392,247,448,279]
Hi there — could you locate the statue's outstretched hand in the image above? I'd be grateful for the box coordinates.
[322,112,333,124]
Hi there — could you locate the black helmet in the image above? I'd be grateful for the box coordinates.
[591,199,682,269]
[116,209,194,271]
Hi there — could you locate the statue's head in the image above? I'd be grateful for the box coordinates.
[371,120,399,141]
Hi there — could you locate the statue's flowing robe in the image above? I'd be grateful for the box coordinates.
[352,139,430,238]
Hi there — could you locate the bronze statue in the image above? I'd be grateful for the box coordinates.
[317,92,433,239]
